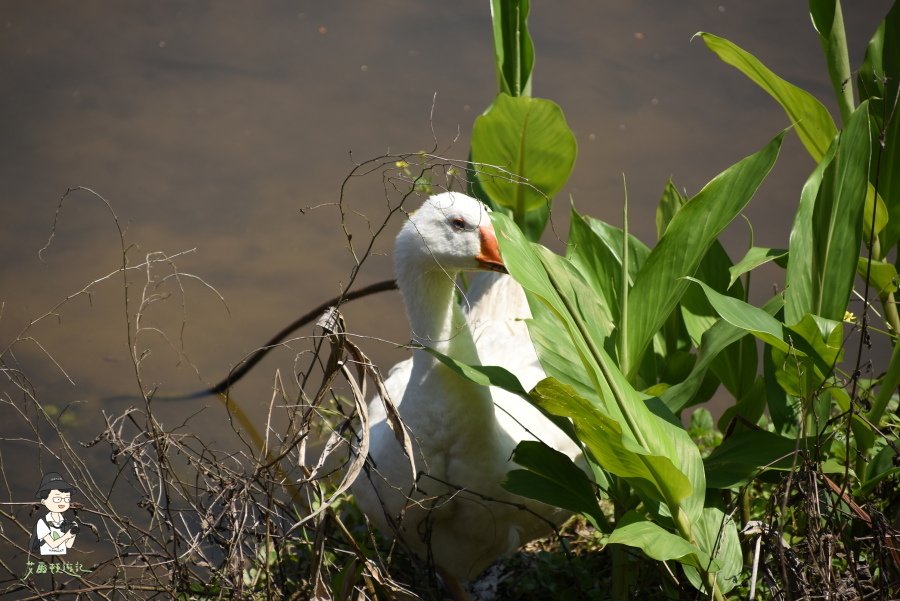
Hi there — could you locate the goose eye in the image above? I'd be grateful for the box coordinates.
[450,217,467,231]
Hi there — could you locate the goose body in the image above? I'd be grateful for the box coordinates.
[351,192,580,583]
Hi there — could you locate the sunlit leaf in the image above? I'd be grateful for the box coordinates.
[809,0,854,122]
[787,102,873,323]
[623,133,782,379]
[490,0,534,97]
[660,295,783,412]
[607,511,715,573]
[567,208,650,332]
[530,378,694,515]
[698,32,836,161]
[728,247,788,288]
[493,214,706,521]
[684,277,791,353]
[472,94,577,215]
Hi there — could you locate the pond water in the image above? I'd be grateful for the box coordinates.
[0,0,892,583]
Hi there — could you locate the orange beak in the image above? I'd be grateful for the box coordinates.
[475,225,508,273]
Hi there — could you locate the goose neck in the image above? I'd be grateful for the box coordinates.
[397,267,479,363]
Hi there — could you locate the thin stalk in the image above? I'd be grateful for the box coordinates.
[619,174,630,374]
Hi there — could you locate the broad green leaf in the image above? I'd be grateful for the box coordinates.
[810,102,873,321]
[681,240,743,351]
[682,508,742,594]
[493,214,706,520]
[810,0,854,122]
[728,247,788,288]
[660,295,783,412]
[623,133,782,379]
[607,512,714,572]
[472,94,577,215]
[567,208,650,331]
[685,277,791,353]
[787,102,873,323]
[787,314,843,362]
[527,300,598,404]
[698,32,836,161]
[521,199,550,242]
[786,138,838,324]
[424,348,528,394]
[704,429,814,488]
[531,378,695,516]
[680,239,757,401]
[503,440,606,530]
[771,314,843,398]
[490,0,534,97]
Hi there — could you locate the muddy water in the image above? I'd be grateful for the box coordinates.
[0,0,892,568]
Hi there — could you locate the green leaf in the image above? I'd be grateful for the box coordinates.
[607,512,714,572]
[787,102,873,323]
[503,440,607,530]
[623,133,782,379]
[729,247,788,288]
[862,182,888,246]
[867,332,900,424]
[704,429,813,488]
[679,239,757,401]
[786,313,843,370]
[493,214,707,523]
[857,16,885,103]
[661,295,783,412]
[682,508,742,594]
[567,208,650,331]
[866,3,900,249]
[424,348,528,395]
[472,94,577,216]
[685,277,791,353]
[526,301,599,404]
[656,178,686,239]
[530,378,694,514]
[810,102,873,321]
[771,313,843,398]
[718,377,767,431]
[490,0,534,97]
[697,32,836,161]
[786,139,838,324]
[809,0,854,123]
[681,240,742,352]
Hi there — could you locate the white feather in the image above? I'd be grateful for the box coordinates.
[351,192,581,581]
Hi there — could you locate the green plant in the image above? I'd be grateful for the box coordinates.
[437,0,899,598]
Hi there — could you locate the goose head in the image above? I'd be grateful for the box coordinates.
[395,192,506,276]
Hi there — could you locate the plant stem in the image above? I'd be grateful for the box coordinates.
[620,174,630,375]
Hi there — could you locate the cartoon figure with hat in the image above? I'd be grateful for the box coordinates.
[30,472,79,555]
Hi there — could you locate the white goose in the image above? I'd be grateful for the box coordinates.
[351,192,580,595]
